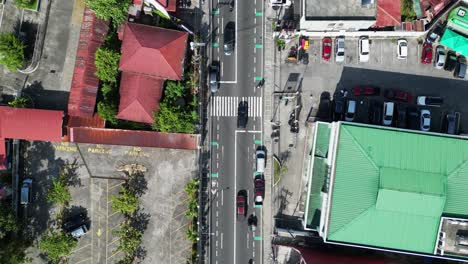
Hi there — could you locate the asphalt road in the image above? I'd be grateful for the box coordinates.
[208,0,265,262]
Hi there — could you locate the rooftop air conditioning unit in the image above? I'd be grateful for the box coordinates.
[458,8,466,17]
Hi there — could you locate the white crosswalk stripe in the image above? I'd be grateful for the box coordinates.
[210,96,262,117]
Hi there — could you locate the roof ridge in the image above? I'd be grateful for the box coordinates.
[329,205,376,238]
[447,160,468,179]
[341,126,379,170]
[159,34,186,78]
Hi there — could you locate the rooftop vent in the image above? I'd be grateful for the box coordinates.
[458,8,466,17]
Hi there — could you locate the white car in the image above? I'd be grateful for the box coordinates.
[397,39,408,59]
[382,102,394,126]
[335,37,345,63]
[358,36,370,62]
[420,109,431,132]
[434,46,446,69]
[256,149,266,174]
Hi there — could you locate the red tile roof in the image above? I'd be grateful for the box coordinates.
[374,0,401,28]
[0,107,63,142]
[117,73,164,124]
[157,0,176,12]
[119,23,188,80]
[68,8,109,117]
[69,127,198,149]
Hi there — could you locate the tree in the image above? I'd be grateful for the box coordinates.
[97,100,118,125]
[13,0,34,9]
[152,103,196,133]
[0,206,18,239]
[8,97,30,108]
[111,187,139,215]
[47,177,71,206]
[185,226,197,242]
[164,81,186,104]
[95,48,120,83]
[114,221,142,254]
[84,0,132,27]
[186,199,198,218]
[38,231,77,263]
[184,179,199,199]
[0,33,24,71]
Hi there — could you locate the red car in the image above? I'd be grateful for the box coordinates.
[254,175,265,205]
[384,89,413,103]
[322,37,332,61]
[352,86,381,96]
[236,191,247,217]
[421,42,433,64]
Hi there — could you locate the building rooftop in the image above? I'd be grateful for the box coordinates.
[447,7,468,36]
[307,122,468,261]
[305,0,376,20]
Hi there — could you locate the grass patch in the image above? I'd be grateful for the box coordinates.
[401,0,417,22]
[15,0,38,10]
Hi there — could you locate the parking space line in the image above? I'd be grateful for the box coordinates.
[106,249,122,260]
[74,257,92,264]
[107,237,120,247]
[72,243,91,253]
[173,221,190,233]
[108,182,123,190]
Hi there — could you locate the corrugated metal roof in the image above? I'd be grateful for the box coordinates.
[0,106,63,141]
[119,23,187,80]
[314,123,330,157]
[69,127,197,150]
[440,28,468,57]
[306,157,326,229]
[327,123,468,254]
[68,8,109,117]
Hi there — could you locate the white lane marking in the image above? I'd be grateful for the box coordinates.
[221,233,223,249]
[216,211,219,217]
[235,0,238,83]
[235,130,262,133]
[221,62,224,78]
[219,81,236,83]
[221,188,224,206]
[216,220,218,227]
[247,232,250,249]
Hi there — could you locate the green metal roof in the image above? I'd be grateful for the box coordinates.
[447,7,468,35]
[327,123,468,254]
[440,29,468,57]
[315,123,330,157]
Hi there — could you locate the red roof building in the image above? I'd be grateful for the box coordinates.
[119,23,188,80]
[69,127,198,149]
[116,73,164,123]
[68,8,109,118]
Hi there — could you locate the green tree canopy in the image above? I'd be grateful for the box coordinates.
[0,33,24,71]
[114,221,142,254]
[8,96,30,108]
[152,103,197,133]
[0,206,18,239]
[111,187,139,215]
[84,0,132,27]
[97,100,118,125]
[47,177,71,206]
[163,81,187,104]
[38,231,77,263]
[95,47,120,83]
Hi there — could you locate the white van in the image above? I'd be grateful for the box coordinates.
[256,150,266,174]
[345,100,356,122]
[382,102,394,126]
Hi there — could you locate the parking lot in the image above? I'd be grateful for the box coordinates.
[21,141,197,264]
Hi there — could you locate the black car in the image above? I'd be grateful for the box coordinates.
[445,112,460,135]
[224,22,235,56]
[237,101,248,128]
[369,101,382,125]
[426,23,444,43]
[209,62,220,93]
[317,93,332,121]
[407,107,420,130]
[397,107,407,128]
[454,56,467,79]
[444,51,457,72]
[333,97,345,121]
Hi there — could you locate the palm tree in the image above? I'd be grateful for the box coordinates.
[184,179,199,199]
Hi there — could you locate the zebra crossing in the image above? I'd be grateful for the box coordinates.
[210,96,262,117]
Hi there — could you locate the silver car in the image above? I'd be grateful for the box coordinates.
[420,109,431,132]
[335,37,345,63]
[434,46,446,69]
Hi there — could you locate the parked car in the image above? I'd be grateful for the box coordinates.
[358,36,370,62]
[426,23,444,43]
[421,42,433,64]
[369,100,382,125]
[382,102,394,126]
[335,37,345,62]
[421,109,431,132]
[224,22,235,55]
[445,112,460,135]
[397,39,408,59]
[384,89,413,103]
[434,46,446,69]
[63,213,88,238]
[237,101,248,128]
[236,191,247,217]
[407,108,420,130]
[397,107,407,128]
[454,55,467,79]
[256,149,266,174]
[333,94,346,121]
[317,93,332,121]
[20,178,32,205]
[322,37,332,61]
[420,109,431,132]
[352,86,380,96]
[344,100,356,122]
[209,62,220,93]
[417,96,443,107]
[254,175,265,205]
[444,51,457,72]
